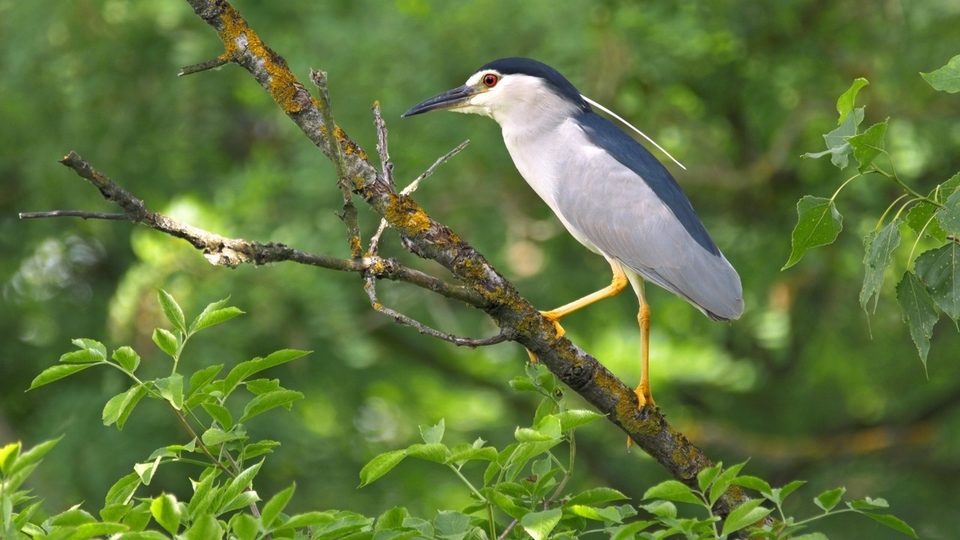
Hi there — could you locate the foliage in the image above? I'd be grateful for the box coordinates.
[788,54,960,369]
[0,292,914,539]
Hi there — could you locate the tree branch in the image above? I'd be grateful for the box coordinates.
[26,0,760,525]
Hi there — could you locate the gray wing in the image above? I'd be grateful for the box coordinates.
[556,115,744,321]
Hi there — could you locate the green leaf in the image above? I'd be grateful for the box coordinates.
[419,419,445,444]
[191,300,244,334]
[150,493,182,535]
[71,338,107,358]
[230,513,259,540]
[814,486,846,512]
[202,402,233,429]
[99,502,132,523]
[721,499,772,536]
[222,349,311,395]
[897,271,939,368]
[28,363,96,390]
[60,348,105,364]
[905,201,946,242]
[848,496,889,510]
[642,480,701,505]
[103,384,148,429]
[0,442,18,475]
[135,457,162,485]
[50,507,98,526]
[448,446,498,464]
[261,483,295,529]
[862,512,918,537]
[640,500,677,519]
[434,510,472,537]
[565,487,629,506]
[405,443,450,464]
[375,507,410,530]
[860,219,902,313]
[567,505,623,523]
[184,512,222,540]
[358,450,406,487]
[111,346,141,372]
[201,427,246,446]
[188,364,224,396]
[520,508,562,540]
[836,78,869,123]
[937,189,960,234]
[284,511,337,529]
[848,120,888,172]
[915,243,960,321]
[72,522,129,538]
[239,389,303,422]
[219,462,262,513]
[155,374,184,410]
[158,289,187,334]
[9,437,60,477]
[709,462,747,506]
[731,476,773,497]
[105,472,142,506]
[242,439,281,460]
[784,196,843,269]
[555,409,604,431]
[920,54,960,93]
[697,463,722,493]
[804,107,862,169]
[152,328,179,358]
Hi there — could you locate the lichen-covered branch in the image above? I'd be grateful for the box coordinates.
[26,0,758,523]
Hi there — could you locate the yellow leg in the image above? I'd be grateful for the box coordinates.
[628,280,654,450]
[529,259,628,364]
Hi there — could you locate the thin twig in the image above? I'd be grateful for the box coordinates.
[19,211,129,220]
[363,275,509,348]
[373,101,393,186]
[311,69,363,258]
[368,140,470,254]
[179,55,231,76]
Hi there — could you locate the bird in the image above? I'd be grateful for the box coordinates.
[402,58,743,409]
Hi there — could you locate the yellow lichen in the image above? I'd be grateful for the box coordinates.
[384,194,431,236]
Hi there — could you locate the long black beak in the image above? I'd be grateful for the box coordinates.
[402,84,476,117]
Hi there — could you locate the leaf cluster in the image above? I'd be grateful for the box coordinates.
[787,54,960,369]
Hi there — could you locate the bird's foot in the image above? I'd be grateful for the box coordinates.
[626,383,656,451]
[539,310,567,340]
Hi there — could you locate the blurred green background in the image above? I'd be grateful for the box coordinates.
[2,1,959,537]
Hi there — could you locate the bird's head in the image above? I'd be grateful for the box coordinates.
[402,58,590,128]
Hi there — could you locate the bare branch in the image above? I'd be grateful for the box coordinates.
[179,55,230,76]
[19,211,128,220]
[373,101,394,186]
[363,274,510,348]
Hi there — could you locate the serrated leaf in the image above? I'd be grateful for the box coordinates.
[0,442,18,475]
[836,78,869,123]
[73,522,129,538]
[905,201,946,242]
[848,120,888,172]
[28,363,96,390]
[849,497,889,510]
[915,243,960,320]
[863,512,918,537]
[521,508,562,540]
[239,389,303,422]
[223,350,311,396]
[188,364,223,397]
[9,437,60,477]
[158,289,186,334]
[920,54,960,93]
[50,507,98,526]
[860,219,902,313]
[359,450,406,487]
[784,196,843,269]
[419,419,445,444]
[639,500,677,519]
[721,499,772,536]
[435,510,472,536]
[284,511,337,529]
[509,376,538,392]
[779,480,806,501]
[260,484,297,529]
[709,462,747,506]
[937,189,960,234]
[71,338,107,358]
[150,493,181,535]
[567,505,623,523]
[111,346,141,372]
[448,446,498,464]
[897,271,939,368]
[152,328,179,358]
[135,457,162,485]
[805,108,863,169]
[643,480,701,505]
[243,439,281,460]
[814,487,846,512]
[220,462,262,512]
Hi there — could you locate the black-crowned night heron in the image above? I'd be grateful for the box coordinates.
[403,58,743,410]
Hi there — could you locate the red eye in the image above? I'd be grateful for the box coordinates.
[482,73,499,87]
